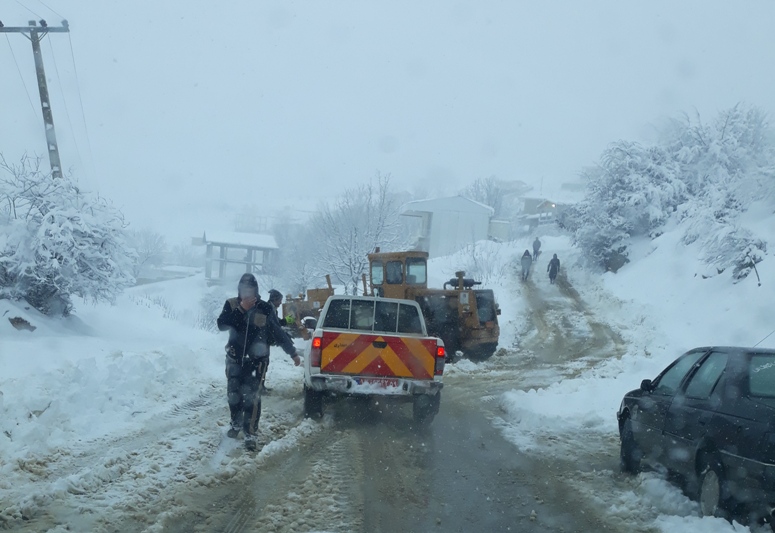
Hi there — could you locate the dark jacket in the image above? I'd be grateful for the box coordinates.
[217,298,297,361]
[548,257,560,275]
[521,251,533,269]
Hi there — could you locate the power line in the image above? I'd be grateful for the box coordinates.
[35,0,64,19]
[754,328,775,348]
[4,34,39,119]
[66,33,98,182]
[14,0,43,19]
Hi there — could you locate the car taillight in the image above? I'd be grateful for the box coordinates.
[310,336,322,367]
[435,342,445,376]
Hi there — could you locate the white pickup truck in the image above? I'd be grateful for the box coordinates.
[302,295,446,424]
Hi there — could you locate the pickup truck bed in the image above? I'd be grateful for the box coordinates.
[303,295,445,423]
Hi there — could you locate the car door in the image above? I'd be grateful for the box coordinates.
[661,351,728,473]
[632,349,707,463]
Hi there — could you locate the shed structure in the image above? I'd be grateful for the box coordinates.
[199,231,278,283]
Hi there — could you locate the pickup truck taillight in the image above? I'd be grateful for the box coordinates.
[310,335,322,368]
[435,343,446,376]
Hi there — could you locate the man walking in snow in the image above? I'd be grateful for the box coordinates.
[520,250,533,281]
[532,237,542,260]
[547,253,561,284]
[261,288,291,395]
[217,274,301,451]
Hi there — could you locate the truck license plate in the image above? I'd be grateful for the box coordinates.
[355,378,399,387]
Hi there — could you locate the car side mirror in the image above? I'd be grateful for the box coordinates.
[640,379,653,392]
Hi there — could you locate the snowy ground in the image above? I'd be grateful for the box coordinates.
[2,221,774,532]
[459,226,774,533]
[0,276,315,531]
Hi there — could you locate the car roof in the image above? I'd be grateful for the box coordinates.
[326,294,421,306]
[691,346,775,356]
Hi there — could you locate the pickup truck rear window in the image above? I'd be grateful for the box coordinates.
[322,299,351,329]
[322,299,424,335]
[397,304,423,334]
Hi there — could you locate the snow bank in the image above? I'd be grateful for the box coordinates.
[0,276,223,458]
[490,211,775,532]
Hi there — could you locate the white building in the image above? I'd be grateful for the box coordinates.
[401,196,507,258]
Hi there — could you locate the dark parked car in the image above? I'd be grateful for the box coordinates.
[617,346,775,528]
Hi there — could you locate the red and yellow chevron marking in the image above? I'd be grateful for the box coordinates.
[320,332,436,379]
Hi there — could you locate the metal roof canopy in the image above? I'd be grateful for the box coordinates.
[200,231,278,282]
[202,231,278,250]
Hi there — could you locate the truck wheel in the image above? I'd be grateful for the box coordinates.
[304,385,323,419]
[413,393,440,424]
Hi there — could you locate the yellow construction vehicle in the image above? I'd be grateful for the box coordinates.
[366,249,501,360]
[281,275,335,339]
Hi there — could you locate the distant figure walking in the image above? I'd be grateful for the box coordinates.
[547,254,560,284]
[520,250,533,281]
[532,237,542,260]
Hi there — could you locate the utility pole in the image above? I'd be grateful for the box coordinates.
[1,19,70,179]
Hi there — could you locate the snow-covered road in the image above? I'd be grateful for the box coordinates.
[3,235,773,532]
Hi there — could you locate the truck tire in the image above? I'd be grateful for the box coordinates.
[413,393,440,424]
[304,385,324,419]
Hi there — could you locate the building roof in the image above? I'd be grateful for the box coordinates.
[400,195,495,216]
[202,231,278,250]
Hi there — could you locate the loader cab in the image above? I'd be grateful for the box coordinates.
[368,250,428,299]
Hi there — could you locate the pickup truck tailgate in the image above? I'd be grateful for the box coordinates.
[320,331,436,379]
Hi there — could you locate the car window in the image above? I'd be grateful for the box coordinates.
[350,299,375,331]
[397,304,423,334]
[684,351,728,399]
[386,261,403,284]
[371,262,384,286]
[750,354,775,398]
[652,350,706,396]
[322,299,351,329]
[406,258,427,285]
[373,301,399,333]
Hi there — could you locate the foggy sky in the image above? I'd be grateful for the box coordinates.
[2,0,774,242]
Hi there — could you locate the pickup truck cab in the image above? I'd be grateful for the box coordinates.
[303,295,445,424]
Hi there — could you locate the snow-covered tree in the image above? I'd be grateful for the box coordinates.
[568,104,775,277]
[0,154,135,315]
[461,176,505,217]
[127,228,167,274]
[309,173,410,294]
[272,221,321,295]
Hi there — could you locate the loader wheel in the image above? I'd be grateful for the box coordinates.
[304,385,324,419]
[466,343,498,361]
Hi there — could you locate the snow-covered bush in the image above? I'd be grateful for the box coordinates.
[0,154,135,315]
[569,105,775,276]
